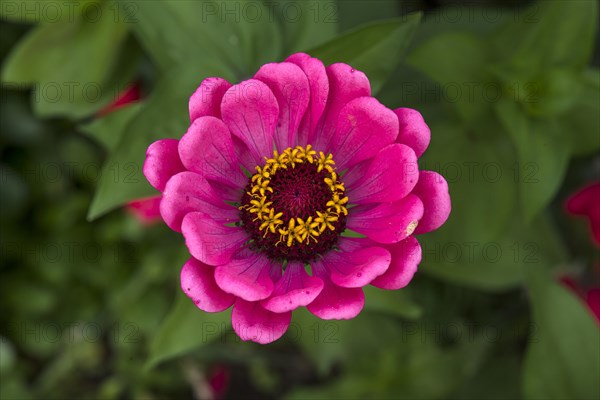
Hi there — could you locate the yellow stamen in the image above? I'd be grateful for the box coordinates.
[296,216,321,243]
[315,210,339,233]
[326,194,349,216]
[259,209,284,236]
[244,145,349,247]
[317,152,335,173]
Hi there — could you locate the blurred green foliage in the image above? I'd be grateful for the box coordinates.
[1,0,599,399]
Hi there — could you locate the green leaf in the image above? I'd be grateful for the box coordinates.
[145,293,231,370]
[523,270,600,400]
[1,1,131,118]
[127,0,280,77]
[127,0,241,74]
[362,286,422,320]
[523,68,583,117]
[0,338,15,372]
[423,212,567,291]
[382,326,490,399]
[308,13,422,94]
[336,0,399,32]
[290,307,347,375]
[79,103,142,151]
[32,37,141,119]
[495,99,570,222]
[451,353,522,400]
[229,1,283,73]
[272,0,337,54]
[492,0,598,74]
[407,32,489,123]
[410,6,510,49]
[290,309,400,376]
[288,321,491,399]
[562,68,600,156]
[87,64,234,220]
[0,164,28,220]
[420,121,517,246]
[418,120,567,291]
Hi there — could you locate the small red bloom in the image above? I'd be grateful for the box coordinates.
[208,365,230,399]
[587,288,600,321]
[97,83,142,116]
[127,196,162,225]
[565,182,600,247]
[560,277,600,323]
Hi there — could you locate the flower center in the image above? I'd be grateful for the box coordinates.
[239,145,348,262]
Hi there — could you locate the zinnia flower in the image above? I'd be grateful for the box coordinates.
[143,53,451,343]
[565,182,600,247]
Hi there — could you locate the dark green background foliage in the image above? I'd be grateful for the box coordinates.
[1,0,599,399]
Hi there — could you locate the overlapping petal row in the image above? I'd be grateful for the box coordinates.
[143,52,451,344]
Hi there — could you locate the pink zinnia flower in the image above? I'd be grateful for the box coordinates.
[143,53,451,343]
[565,182,600,247]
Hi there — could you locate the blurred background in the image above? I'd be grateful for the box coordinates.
[1,0,598,399]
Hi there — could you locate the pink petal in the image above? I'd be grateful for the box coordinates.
[346,143,419,204]
[254,62,310,150]
[181,212,248,266]
[231,134,259,174]
[261,262,324,313]
[181,258,235,312]
[325,244,391,288]
[412,171,451,234]
[232,299,292,344]
[307,261,365,320]
[327,97,399,170]
[394,108,431,158]
[178,116,246,189]
[371,236,422,290]
[285,53,329,146]
[221,79,278,165]
[339,158,370,191]
[189,77,232,122]
[160,171,237,232]
[143,139,185,192]
[214,252,278,302]
[314,63,371,151]
[347,194,424,244]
